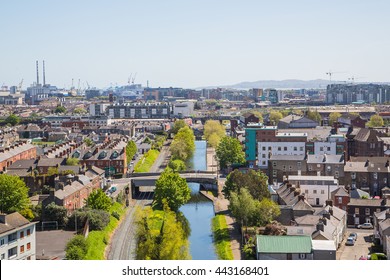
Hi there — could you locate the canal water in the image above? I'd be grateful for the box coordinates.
[179,140,217,260]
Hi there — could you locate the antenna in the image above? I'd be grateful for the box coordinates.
[43,60,46,86]
[36,60,40,85]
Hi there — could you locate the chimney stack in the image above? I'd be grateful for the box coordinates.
[316,221,324,232]
[36,60,40,85]
[325,199,333,207]
[43,60,46,86]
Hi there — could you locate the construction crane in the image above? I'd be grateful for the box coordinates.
[18,79,23,92]
[348,76,364,84]
[131,72,137,84]
[326,71,346,82]
[128,73,132,85]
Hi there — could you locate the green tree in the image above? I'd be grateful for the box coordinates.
[43,202,68,225]
[5,114,20,126]
[135,205,190,260]
[168,159,186,172]
[328,112,341,126]
[170,126,195,162]
[154,168,190,212]
[254,198,281,226]
[248,110,264,123]
[204,120,226,148]
[367,114,384,127]
[0,174,30,213]
[86,189,112,212]
[229,189,257,228]
[65,235,88,260]
[73,107,87,114]
[84,137,94,147]
[171,119,187,134]
[66,157,80,166]
[55,105,67,114]
[125,140,137,163]
[269,110,283,125]
[306,110,321,124]
[47,167,59,176]
[223,169,270,200]
[216,136,245,170]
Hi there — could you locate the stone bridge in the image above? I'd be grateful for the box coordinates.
[128,171,218,198]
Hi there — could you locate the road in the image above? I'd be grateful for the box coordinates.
[106,191,153,260]
[150,140,171,172]
[337,228,374,260]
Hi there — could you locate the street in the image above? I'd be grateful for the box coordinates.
[337,228,374,260]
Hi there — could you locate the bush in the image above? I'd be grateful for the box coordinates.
[68,209,110,231]
[65,235,88,260]
[112,211,120,220]
[43,202,68,226]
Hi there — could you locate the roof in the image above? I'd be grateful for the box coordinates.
[379,219,390,232]
[295,215,321,226]
[345,157,390,173]
[348,198,390,207]
[353,128,382,142]
[307,154,344,164]
[350,189,370,199]
[0,212,31,235]
[311,240,336,251]
[55,181,85,200]
[37,158,64,167]
[269,154,306,161]
[0,143,36,163]
[256,235,312,254]
[331,187,349,197]
[7,159,36,170]
[279,127,332,141]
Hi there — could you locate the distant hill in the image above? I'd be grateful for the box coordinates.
[224,79,336,89]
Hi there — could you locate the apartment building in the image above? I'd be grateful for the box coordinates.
[0,213,36,260]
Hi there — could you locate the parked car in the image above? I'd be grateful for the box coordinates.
[357,223,374,229]
[346,237,355,246]
[349,232,358,241]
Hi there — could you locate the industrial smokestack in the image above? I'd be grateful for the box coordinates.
[43,60,46,86]
[36,60,40,85]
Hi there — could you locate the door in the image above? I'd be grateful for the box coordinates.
[316,198,320,205]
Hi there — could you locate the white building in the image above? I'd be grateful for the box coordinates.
[173,100,195,117]
[288,175,340,206]
[0,212,36,260]
[258,135,306,168]
[89,103,109,116]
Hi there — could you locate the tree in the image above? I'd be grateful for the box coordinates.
[47,167,58,176]
[306,110,321,124]
[125,140,137,163]
[43,202,68,225]
[216,136,245,170]
[223,169,270,200]
[65,235,88,260]
[84,137,94,147]
[0,174,30,213]
[135,205,190,260]
[204,120,226,148]
[367,114,384,127]
[249,110,264,123]
[154,168,190,212]
[168,159,186,172]
[328,112,341,126]
[269,111,283,125]
[86,189,112,212]
[66,157,79,166]
[228,189,257,228]
[55,105,67,114]
[171,119,187,134]
[73,107,87,114]
[254,198,281,226]
[5,114,20,126]
[170,126,195,162]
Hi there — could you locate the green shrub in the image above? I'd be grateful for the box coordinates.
[65,235,88,260]
[112,211,120,220]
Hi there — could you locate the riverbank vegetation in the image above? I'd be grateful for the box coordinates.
[212,215,234,260]
[204,120,226,148]
[134,149,160,172]
[169,120,195,169]
[215,136,245,170]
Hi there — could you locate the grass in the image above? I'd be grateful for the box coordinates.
[212,214,234,260]
[84,202,126,260]
[134,149,160,173]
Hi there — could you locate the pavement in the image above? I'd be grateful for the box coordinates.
[337,228,374,260]
[36,230,75,260]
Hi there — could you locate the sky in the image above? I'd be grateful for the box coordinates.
[1,0,390,89]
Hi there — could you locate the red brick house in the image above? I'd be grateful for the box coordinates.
[0,141,37,172]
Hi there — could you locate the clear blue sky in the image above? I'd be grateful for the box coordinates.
[1,0,390,89]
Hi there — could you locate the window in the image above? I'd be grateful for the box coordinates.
[338,197,342,204]
[0,239,4,246]
[0,253,4,260]
[320,147,324,151]
[335,171,339,178]
[327,147,331,151]
[278,147,281,151]
[20,231,24,239]
[365,208,370,215]
[284,147,287,151]
[309,166,312,171]
[273,170,277,177]
[289,166,292,170]
[262,161,266,165]
[272,162,277,167]
[8,232,17,243]
[300,147,304,151]
[297,162,301,168]
[376,208,381,213]
[321,190,325,194]
[20,245,24,254]
[27,243,31,251]
[268,147,272,151]
[351,172,356,179]
[283,165,286,171]
[305,189,309,194]
[355,208,359,215]
[8,247,17,258]
[262,146,266,151]
[299,253,306,260]
[294,147,297,151]
[262,154,266,158]
[313,190,317,194]
[27,256,31,260]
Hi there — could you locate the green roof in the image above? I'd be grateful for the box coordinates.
[256,235,312,254]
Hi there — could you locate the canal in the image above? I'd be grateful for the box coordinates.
[179,140,217,260]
